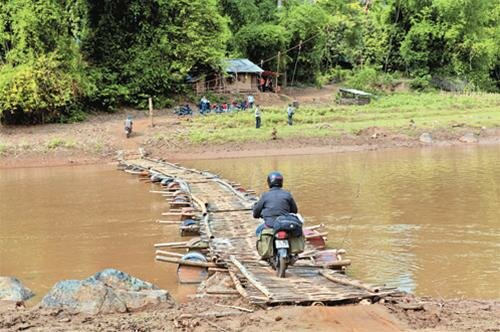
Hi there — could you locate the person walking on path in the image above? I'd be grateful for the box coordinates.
[287,104,295,125]
[248,94,255,109]
[255,105,261,129]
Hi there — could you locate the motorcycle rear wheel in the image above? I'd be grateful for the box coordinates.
[277,256,287,278]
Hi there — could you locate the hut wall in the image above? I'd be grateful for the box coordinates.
[225,73,259,92]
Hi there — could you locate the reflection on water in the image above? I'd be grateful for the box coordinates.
[0,164,196,303]
[183,145,500,299]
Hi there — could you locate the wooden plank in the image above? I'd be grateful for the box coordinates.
[229,256,271,299]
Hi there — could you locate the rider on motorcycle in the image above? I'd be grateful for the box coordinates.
[253,171,298,236]
[124,115,133,134]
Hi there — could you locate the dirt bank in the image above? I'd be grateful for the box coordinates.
[1,108,499,169]
[1,294,499,331]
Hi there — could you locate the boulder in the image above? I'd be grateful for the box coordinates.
[41,279,127,315]
[89,268,157,292]
[0,277,34,301]
[419,132,433,144]
[459,132,478,143]
[41,269,173,315]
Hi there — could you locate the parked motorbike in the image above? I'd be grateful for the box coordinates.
[257,214,305,278]
[125,125,132,138]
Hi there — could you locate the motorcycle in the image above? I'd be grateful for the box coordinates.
[125,125,132,138]
[257,214,305,278]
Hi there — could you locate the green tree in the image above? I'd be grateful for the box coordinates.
[83,0,230,108]
[379,0,499,89]
[0,0,88,124]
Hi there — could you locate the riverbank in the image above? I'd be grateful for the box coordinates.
[1,91,500,169]
[1,293,499,331]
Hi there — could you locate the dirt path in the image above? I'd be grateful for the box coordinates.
[244,305,406,332]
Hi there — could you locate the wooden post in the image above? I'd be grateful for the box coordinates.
[235,70,237,94]
[276,51,280,94]
[148,97,154,127]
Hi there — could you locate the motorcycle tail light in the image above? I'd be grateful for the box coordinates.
[276,231,288,239]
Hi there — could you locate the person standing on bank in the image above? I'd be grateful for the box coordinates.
[287,104,295,125]
[248,94,255,109]
[255,105,261,129]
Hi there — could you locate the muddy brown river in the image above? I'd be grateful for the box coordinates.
[1,146,499,302]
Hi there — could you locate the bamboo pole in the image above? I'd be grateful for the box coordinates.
[304,224,325,231]
[214,303,253,313]
[305,232,328,239]
[208,267,229,274]
[191,194,208,214]
[206,289,240,295]
[322,259,351,268]
[156,220,182,224]
[319,270,379,293]
[155,255,216,268]
[203,213,213,239]
[176,311,242,319]
[229,255,271,298]
[154,241,187,248]
[228,269,249,299]
[155,250,184,258]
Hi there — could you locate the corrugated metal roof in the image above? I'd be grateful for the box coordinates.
[224,59,263,74]
[339,88,373,97]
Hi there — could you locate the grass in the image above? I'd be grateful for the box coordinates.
[185,92,500,144]
[0,143,9,155]
[45,137,76,150]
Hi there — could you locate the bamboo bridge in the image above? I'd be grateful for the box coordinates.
[119,157,400,306]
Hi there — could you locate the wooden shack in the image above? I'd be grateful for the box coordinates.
[190,59,263,94]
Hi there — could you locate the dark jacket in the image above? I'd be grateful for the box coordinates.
[253,187,298,227]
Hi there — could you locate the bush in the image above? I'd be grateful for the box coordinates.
[59,109,87,124]
[315,67,352,87]
[410,75,432,91]
[344,66,380,93]
[0,54,85,125]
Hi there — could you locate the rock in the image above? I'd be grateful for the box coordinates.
[41,269,174,315]
[360,299,372,305]
[0,277,34,302]
[41,279,126,315]
[114,290,169,312]
[459,132,478,143]
[89,268,157,292]
[419,132,433,144]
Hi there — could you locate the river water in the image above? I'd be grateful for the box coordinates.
[1,146,499,301]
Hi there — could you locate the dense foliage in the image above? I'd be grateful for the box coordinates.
[0,0,498,124]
